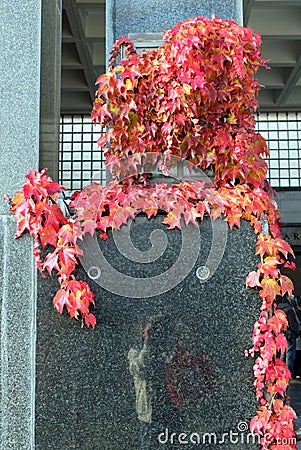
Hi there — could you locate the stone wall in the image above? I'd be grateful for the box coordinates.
[35,217,260,449]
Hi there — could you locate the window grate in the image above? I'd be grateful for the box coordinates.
[59,115,106,190]
[59,112,301,190]
[257,112,301,188]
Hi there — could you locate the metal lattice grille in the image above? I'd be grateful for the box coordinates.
[59,113,301,190]
[257,112,301,188]
[59,115,106,190]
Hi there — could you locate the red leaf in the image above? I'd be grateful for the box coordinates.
[43,252,60,275]
[283,261,296,270]
[255,235,276,258]
[246,270,261,288]
[279,275,294,297]
[250,406,271,435]
[275,334,287,357]
[83,219,97,236]
[40,224,58,248]
[44,182,65,195]
[57,224,75,246]
[53,288,69,314]
[274,238,295,259]
[84,313,96,329]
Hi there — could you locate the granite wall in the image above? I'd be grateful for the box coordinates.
[39,0,62,180]
[0,1,41,448]
[1,0,260,448]
[35,217,260,449]
[0,1,61,448]
[106,0,243,64]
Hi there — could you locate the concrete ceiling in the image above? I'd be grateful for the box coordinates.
[61,0,106,113]
[61,0,301,114]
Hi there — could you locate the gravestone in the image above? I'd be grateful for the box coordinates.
[35,217,260,449]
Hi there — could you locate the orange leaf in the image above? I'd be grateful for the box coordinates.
[226,212,241,229]
[255,235,276,257]
[260,277,280,302]
[10,191,25,211]
[279,275,294,297]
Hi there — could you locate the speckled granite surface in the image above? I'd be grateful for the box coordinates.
[106,0,243,66]
[36,217,260,449]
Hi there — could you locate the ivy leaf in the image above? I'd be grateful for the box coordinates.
[183,206,200,226]
[250,406,271,435]
[44,181,65,195]
[275,238,295,259]
[260,278,281,302]
[269,310,288,334]
[162,211,181,229]
[279,275,294,297]
[275,334,287,357]
[43,252,60,275]
[40,224,58,248]
[283,260,296,270]
[83,219,97,236]
[255,235,276,258]
[57,224,76,246]
[246,270,261,288]
[120,66,141,85]
[226,212,241,230]
[278,405,297,423]
[9,191,25,212]
[53,288,69,314]
[84,313,96,329]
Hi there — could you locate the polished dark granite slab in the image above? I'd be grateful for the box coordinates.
[35,217,261,449]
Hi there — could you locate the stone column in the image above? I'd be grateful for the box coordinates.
[39,0,62,181]
[106,0,243,63]
[0,1,61,448]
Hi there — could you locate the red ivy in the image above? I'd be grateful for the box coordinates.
[7,169,96,329]
[92,16,269,189]
[6,16,297,449]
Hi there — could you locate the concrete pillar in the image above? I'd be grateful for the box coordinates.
[39,0,62,180]
[0,1,61,448]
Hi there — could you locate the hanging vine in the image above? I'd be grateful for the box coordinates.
[6,16,297,448]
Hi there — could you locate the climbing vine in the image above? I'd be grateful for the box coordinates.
[6,16,297,449]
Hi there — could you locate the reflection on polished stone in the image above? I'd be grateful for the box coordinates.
[36,217,260,449]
